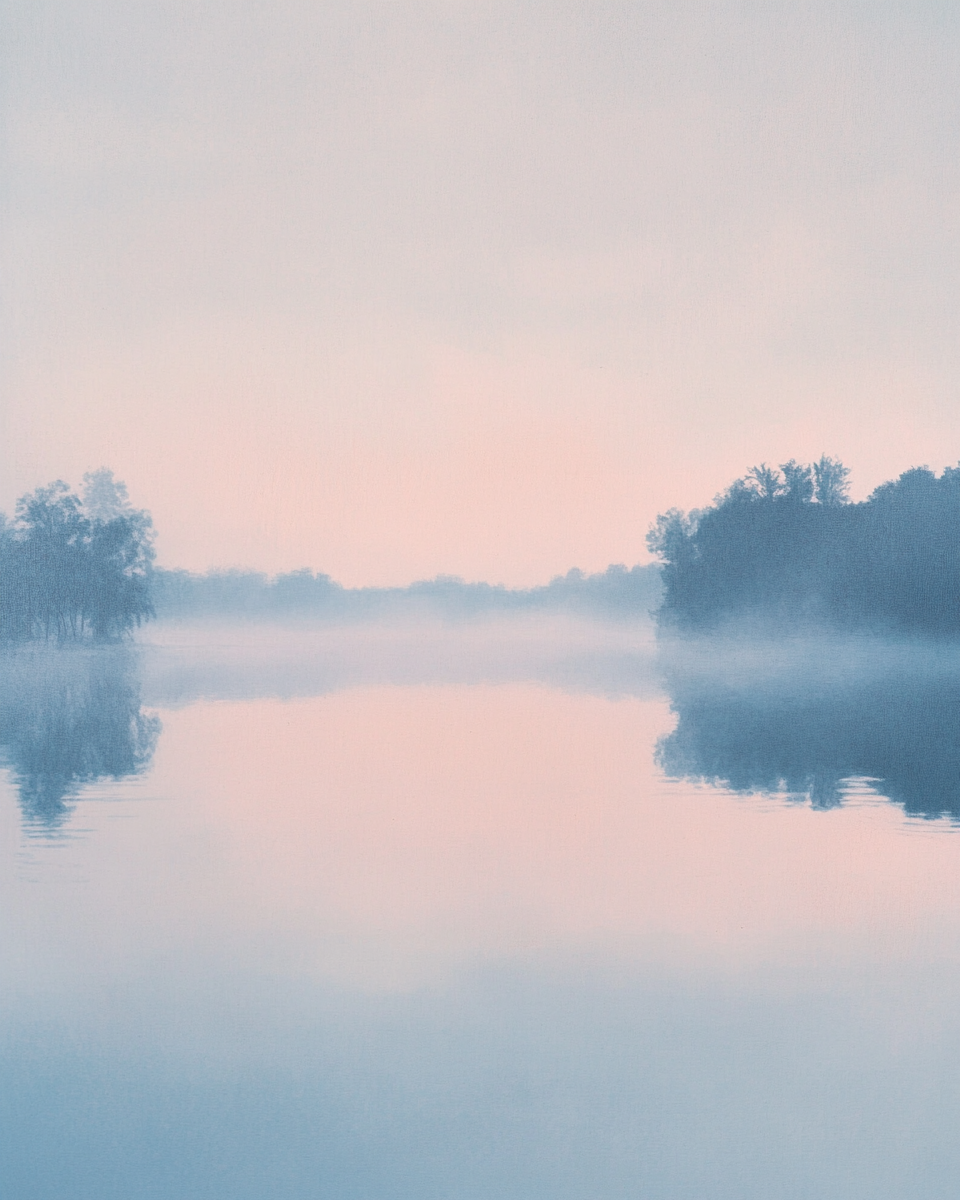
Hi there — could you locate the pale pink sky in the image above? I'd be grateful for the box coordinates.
[3,2,959,585]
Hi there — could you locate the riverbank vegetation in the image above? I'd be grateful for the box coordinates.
[648,458,960,634]
[151,562,662,623]
[2,471,661,640]
[0,471,155,642]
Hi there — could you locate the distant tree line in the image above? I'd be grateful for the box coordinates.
[648,457,960,633]
[152,563,662,623]
[0,470,155,642]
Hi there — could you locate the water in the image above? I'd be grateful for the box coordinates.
[3,619,960,1199]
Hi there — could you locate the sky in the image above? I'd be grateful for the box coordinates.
[2,0,959,585]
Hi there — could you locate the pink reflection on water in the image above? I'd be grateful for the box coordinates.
[124,684,960,988]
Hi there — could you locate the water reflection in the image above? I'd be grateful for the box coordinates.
[0,645,160,831]
[7,627,960,1198]
[657,636,960,819]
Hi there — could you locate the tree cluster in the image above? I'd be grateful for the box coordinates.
[0,470,155,642]
[648,457,960,633]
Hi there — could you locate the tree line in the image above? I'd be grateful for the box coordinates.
[0,470,155,642]
[648,456,960,634]
[151,562,662,622]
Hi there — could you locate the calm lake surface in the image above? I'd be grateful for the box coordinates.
[3,617,960,1199]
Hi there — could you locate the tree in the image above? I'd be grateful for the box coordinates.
[780,460,814,504]
[648,456,861,630]
[82,467,131,522]
[745,464,786,500]
[0,473,155,642]
[13,481,89,640]
[813,455,851,506]
[645,508,698,565]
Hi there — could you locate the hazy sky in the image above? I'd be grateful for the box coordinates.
[3,1,959,584]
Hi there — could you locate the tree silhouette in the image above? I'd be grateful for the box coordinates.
[648,458,960,633]
[0,473,155,642]
[812,455,850,506]
[780,460,814,504]
[746,463,786,500]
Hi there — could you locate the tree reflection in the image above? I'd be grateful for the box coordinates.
[0,646,160,832]
[657,645,960,820]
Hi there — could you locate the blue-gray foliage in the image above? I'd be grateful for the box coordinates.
[0,471,155,642]
[648,457,960,633]
[151,563,662,623]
